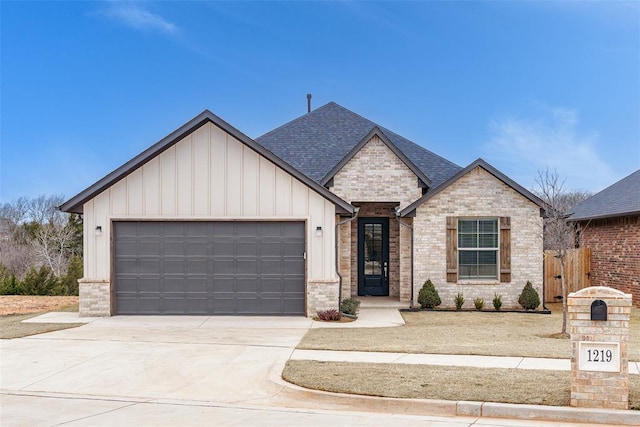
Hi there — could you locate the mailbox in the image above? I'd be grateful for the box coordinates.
[591,299,607,321]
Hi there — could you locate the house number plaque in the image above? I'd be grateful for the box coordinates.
[578,342,620,372]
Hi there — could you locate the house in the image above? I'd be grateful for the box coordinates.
[61,102,544,317]
[569,170,640,305]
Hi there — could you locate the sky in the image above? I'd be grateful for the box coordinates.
[1,1,639,204]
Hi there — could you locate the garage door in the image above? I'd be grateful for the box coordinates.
[113,221,305,315]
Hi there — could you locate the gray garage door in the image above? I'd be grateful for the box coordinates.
[113,221,305,315]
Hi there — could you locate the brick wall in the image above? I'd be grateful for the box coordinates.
[331,135,422,209]
[568,286,631,410]
[78,279,111,316]
[307,279,339,316]
[413,167,543,309]
[578,216,640,306]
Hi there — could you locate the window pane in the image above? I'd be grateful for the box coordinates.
[459,251,478,264]
[478,251,497,264]
[364,224,382,276]
[479,220,497,233]
[479,233,498,248]
[459,249,497,280]
[458,220,477,233]
[458,234,477,248]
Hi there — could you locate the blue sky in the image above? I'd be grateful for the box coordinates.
[1,1,639,204]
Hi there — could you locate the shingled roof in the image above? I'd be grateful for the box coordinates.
[569,169,640,221]
[255,102,461,187]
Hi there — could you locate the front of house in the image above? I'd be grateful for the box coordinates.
[61,102,544,317]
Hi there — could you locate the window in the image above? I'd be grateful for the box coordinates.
[457,218,498,280]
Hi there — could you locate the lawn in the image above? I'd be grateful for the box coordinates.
[0,296,82,339]
[288,303,640,408]
[298,303,640,360]
[283,361,640,409]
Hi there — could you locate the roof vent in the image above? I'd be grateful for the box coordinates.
[306,93,312,113]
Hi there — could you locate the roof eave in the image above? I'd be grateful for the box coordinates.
[569,210,640,222]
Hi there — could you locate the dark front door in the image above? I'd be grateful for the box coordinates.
[357,218,389,296]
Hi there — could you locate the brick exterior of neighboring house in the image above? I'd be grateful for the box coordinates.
[570,169,640,306]
[576,216,640,305]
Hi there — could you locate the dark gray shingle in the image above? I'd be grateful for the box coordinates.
[255,102,461,186]
[569,169,640,221]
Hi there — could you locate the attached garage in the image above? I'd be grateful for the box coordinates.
[114,221,305,315]
[61,110,354,317]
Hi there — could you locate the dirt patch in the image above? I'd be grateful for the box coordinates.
[283,360,640,408]
[0,296,78,315]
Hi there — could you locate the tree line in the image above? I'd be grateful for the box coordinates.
[0,195,82,295]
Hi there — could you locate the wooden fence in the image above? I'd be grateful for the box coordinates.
[544,248,591,303]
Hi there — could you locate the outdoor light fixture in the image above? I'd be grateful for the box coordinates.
[315,226,322,237]
[95,226,102,236]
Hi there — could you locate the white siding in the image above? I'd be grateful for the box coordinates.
[83,122,336,282]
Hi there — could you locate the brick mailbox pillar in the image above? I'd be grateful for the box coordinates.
[568,286,632,410]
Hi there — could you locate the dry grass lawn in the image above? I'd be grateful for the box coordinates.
[283,360,640,409]
[0,296,82,339]
[299,304,640,361]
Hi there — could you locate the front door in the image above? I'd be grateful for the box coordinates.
[357,218,389,296]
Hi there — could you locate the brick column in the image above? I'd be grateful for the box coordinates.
[569,286,631,409]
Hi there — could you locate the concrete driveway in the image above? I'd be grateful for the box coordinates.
[0,315,625,426]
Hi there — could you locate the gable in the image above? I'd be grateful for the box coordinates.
[401,159,544,217]
[102,122,329,218]
[255,102,462,186]
[60,110,353,215]
[330,135,423,209]
[417,166,542,215]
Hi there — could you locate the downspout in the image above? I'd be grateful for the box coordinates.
[335,207,360,310]
[395,208,415,309]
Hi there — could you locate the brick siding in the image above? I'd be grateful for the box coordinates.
[413,167,543,309]
[578,216,640,306]
[78,279,110,316]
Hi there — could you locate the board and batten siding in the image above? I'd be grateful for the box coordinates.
[82,122,336,284]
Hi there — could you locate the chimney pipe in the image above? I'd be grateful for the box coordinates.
[306,93,312,113]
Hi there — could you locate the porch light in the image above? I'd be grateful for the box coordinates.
[315,226,323,237]
[95,226,102,236]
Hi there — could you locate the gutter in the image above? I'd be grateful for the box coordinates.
[335,207,360,310]
[395,207,415,309]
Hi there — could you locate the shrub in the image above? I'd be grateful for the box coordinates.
[492,293,502,311]
[454,293,464,311]
[316,309,342,321]
[473,297,484,310]
[417,279,441,309]
[53,255,83,296]
[21,266,58,296]
[518,281,541,310]
[0,273,25,295]
[340,298,361,316]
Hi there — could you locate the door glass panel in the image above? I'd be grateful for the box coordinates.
[364,223,382,276]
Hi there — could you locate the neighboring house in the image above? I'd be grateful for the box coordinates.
[569,170,640,305]
[61,102,544,317]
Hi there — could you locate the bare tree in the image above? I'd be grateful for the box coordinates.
[31,222,78,276]
[0,195,81,279]
[27,194,66,225]
[534,169,588,335]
